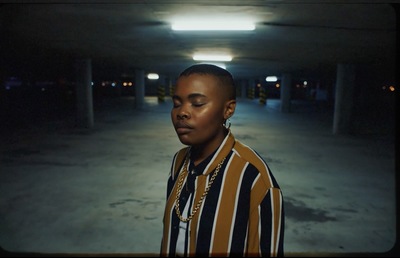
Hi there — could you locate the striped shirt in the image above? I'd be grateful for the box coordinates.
[160,131,284,257]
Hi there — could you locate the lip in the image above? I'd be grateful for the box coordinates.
[176,127,193,134]
[175,122,193,134]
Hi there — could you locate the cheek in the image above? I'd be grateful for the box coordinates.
[195,109,222,128]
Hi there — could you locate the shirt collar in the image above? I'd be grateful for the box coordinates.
[188,130,236,176]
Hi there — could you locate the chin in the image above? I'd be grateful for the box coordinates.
[177,136,192,146]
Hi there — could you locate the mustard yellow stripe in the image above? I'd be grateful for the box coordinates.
[173,148,189,178]
[247,204,261,255]
[211,156,246,255]
[234,141,274,188]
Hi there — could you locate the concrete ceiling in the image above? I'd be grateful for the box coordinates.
[0,1,397,81]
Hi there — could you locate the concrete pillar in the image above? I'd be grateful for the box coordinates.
[280,73,292,113]
[248,79,256,99]
[258,77,267,105]
[157,75,166,102]
[135,69,145,109]
[333,64,356,134]
[75,58,94,128]
[161,74,168,93]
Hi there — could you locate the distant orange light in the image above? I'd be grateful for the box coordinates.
[276,83,280,88]
[389,86,395,92]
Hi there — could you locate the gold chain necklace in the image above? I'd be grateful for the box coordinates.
[174,156,226,222]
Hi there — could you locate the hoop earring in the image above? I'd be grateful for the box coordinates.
[223,118,231,129]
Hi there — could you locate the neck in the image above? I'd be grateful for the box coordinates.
[190,128,229,165]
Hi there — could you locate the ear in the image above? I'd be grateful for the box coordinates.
[224,99,236,120]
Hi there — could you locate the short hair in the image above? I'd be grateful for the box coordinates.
[179,64,236,100]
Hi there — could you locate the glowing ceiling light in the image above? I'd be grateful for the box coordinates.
[147,73,159,80]
[197,62,226,69]
[172,20,255,31]
[266,76,278,82]
[193,54,232,62]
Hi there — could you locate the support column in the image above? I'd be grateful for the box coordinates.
[280,73,292,113]
[333,63,356,134]
[157,75,166,102]
[75,58,94,128]
[135,69,145,109]
[259,77,267,105]
[248,79,256,99]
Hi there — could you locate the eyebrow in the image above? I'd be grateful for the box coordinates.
[172,93,207,100]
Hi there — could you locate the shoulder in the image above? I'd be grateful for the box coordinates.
[232,140,280,189]
[174,147,189,161]
[170,147,190,179]
[172,147,189,167]
[233,140,268,170]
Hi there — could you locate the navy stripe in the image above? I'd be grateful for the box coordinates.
[260,190,273,255]
[230,163,259,256]
[196,159,229,255]
[166,152,186,255]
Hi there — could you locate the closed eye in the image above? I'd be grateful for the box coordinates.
[172,95,182,108]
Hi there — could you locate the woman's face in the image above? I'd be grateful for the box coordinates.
[171,74,233,152]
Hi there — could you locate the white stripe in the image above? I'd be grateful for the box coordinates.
[258,205,262,256]
[273,190,283,255]
[176,161,193,255]
[209,155,231,254]
[195,170,209,249]
[232,148,241,158]
[171,153,178,180]
[240,142,273,185]
[234,161,249,255]
[244,222,249,255]
[204,131,230,173]
[251,173,261,190]
[269,190,275,255]
[165,197,176,254]
[176,193,192,255]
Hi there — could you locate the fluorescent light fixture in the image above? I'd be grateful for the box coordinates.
[193,54,232,62]
[172,20,255,31]
[147,73,159,80]
[197,62,226,69]
[266,76,278,82]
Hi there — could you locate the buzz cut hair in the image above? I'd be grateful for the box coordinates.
[179,63,236,100]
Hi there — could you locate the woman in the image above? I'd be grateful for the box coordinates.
[160,64,284,257]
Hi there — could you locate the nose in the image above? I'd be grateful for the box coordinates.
[177,112,189,120]
[176,105,190,120]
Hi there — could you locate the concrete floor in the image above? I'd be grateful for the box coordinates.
[0,96,397,257]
